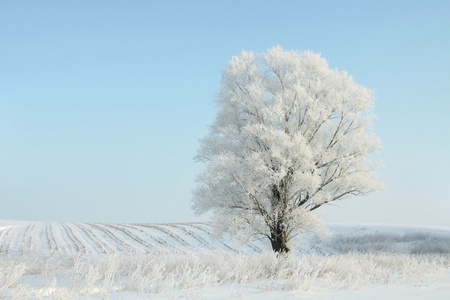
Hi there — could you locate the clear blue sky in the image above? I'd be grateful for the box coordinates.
[1,1,449,226]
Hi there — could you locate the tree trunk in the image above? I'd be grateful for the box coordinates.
[270,184,289,253]
[270,221,289,253]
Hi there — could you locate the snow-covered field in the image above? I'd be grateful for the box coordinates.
[1,220,449,299]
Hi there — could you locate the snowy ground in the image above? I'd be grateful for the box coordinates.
[1,221,449,299]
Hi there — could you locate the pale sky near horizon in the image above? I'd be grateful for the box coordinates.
[1,1,449,227]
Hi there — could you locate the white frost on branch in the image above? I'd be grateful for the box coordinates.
[193,46,383,252]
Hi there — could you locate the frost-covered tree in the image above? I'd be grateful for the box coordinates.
[193,46,383,253]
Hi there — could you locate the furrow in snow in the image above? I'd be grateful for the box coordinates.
[72,223,113,254]
[51,221,77,253]
[134,223,196,251]
[164,223,214,251]
[22,222,34,254]
[99,223,155,254]
[120,223,183,253]
[45,222,59,252]
[184,223,239,253]
[0,226,14,254]
[49,222,76,253]
[60,222,86,254]
[86,223,135,254]
[27,222,38,252]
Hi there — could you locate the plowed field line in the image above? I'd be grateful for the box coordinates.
[120,224,176,250]
[46,222,59,252]
[165,224,213,250]
[100,223,156,253]
[22,222,35,254]
[134,224,194,250]
[27,222,37,251]
[39,222,51,252]
[0,226,13,244]
[60,222,86,253]
[0,226,13,254]
[185,223,239,253]
[73,223,112,254]
[87,223,134,253]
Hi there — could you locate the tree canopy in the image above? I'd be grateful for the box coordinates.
[193,46,383,253]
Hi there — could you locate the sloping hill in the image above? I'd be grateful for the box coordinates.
[1,220,450,257]
[0,220,268,256]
